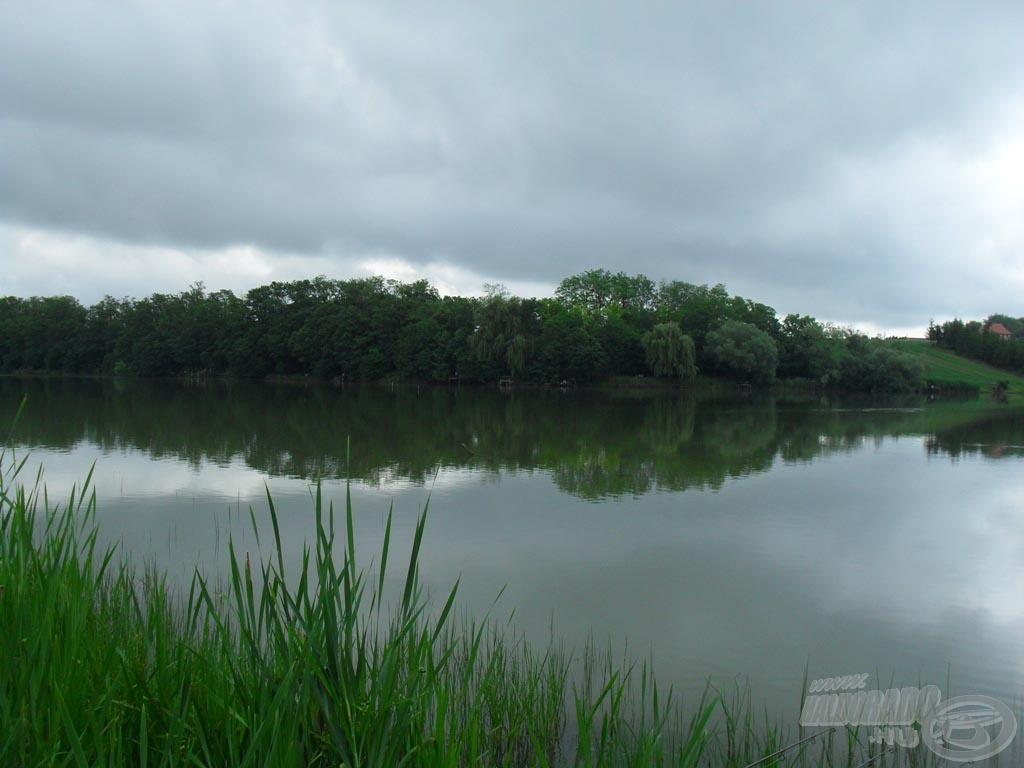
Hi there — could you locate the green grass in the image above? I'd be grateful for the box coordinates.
[889,339,1024,393]
[0,441,725,767]
[0,439,1000,766]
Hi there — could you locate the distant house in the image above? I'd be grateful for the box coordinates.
[985,322,1013,340]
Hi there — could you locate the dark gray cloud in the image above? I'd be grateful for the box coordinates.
[3,1,1024,328]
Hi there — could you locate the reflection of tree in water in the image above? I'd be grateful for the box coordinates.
[551,453,655,501]
[550,397,779,498]
[548,396,778,499]
[2,379,1021,500]
[701,404,775,459]
[641,395,696,448]
[924,411,1024,459]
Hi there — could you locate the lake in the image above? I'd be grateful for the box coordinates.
[3,377,1023,723]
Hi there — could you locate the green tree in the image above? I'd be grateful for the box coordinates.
[642,322,697,381]
[556,269,657,316]
[705,320,778,386]
[469,288,538,378]
[535,300,606,381]
[778,314,839,383]
[728,296,781,339]
[82,296,131,373]
[836,335,924,392]
[655,281,732,355]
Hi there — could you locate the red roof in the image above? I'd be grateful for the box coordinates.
[988,322,1012,336]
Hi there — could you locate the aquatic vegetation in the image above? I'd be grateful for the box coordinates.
[0,445,722,766]
[0,387,1015,765]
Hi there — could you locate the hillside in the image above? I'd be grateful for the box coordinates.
[890,338,1024,393]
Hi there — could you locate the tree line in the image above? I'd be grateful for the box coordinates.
[0,269,924,391]
[928,314,1024,374]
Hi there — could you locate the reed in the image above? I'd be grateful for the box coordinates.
[0,439,720,767]
[0,439,1008,766]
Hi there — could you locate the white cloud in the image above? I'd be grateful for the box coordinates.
[4,1,1024,326]
[355,254,554,299]
[0,223,557,302]
[1,224,300,300]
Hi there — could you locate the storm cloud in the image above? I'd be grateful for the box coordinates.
[3,1,1024,331]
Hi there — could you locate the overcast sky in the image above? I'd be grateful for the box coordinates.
[3,1,1024,334]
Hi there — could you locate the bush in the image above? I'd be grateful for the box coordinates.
[705,321,778,386]
[836,337,924,393]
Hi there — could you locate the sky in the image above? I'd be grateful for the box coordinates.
[3,1,1024,335]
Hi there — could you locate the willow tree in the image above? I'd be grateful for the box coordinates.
[642,322,697,381]
[468,287,536,378]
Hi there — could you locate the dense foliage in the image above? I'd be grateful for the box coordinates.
[0,269,924,390]
[642,322,697,381]
[929,314,1024,374]
[705,321,778,386]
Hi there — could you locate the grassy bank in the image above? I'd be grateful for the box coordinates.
[889,339,1024,394]
[0,445,973,766]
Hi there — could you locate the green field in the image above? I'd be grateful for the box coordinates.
[890,338,1024,393]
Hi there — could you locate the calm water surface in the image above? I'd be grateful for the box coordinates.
[4,378,1024,720]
